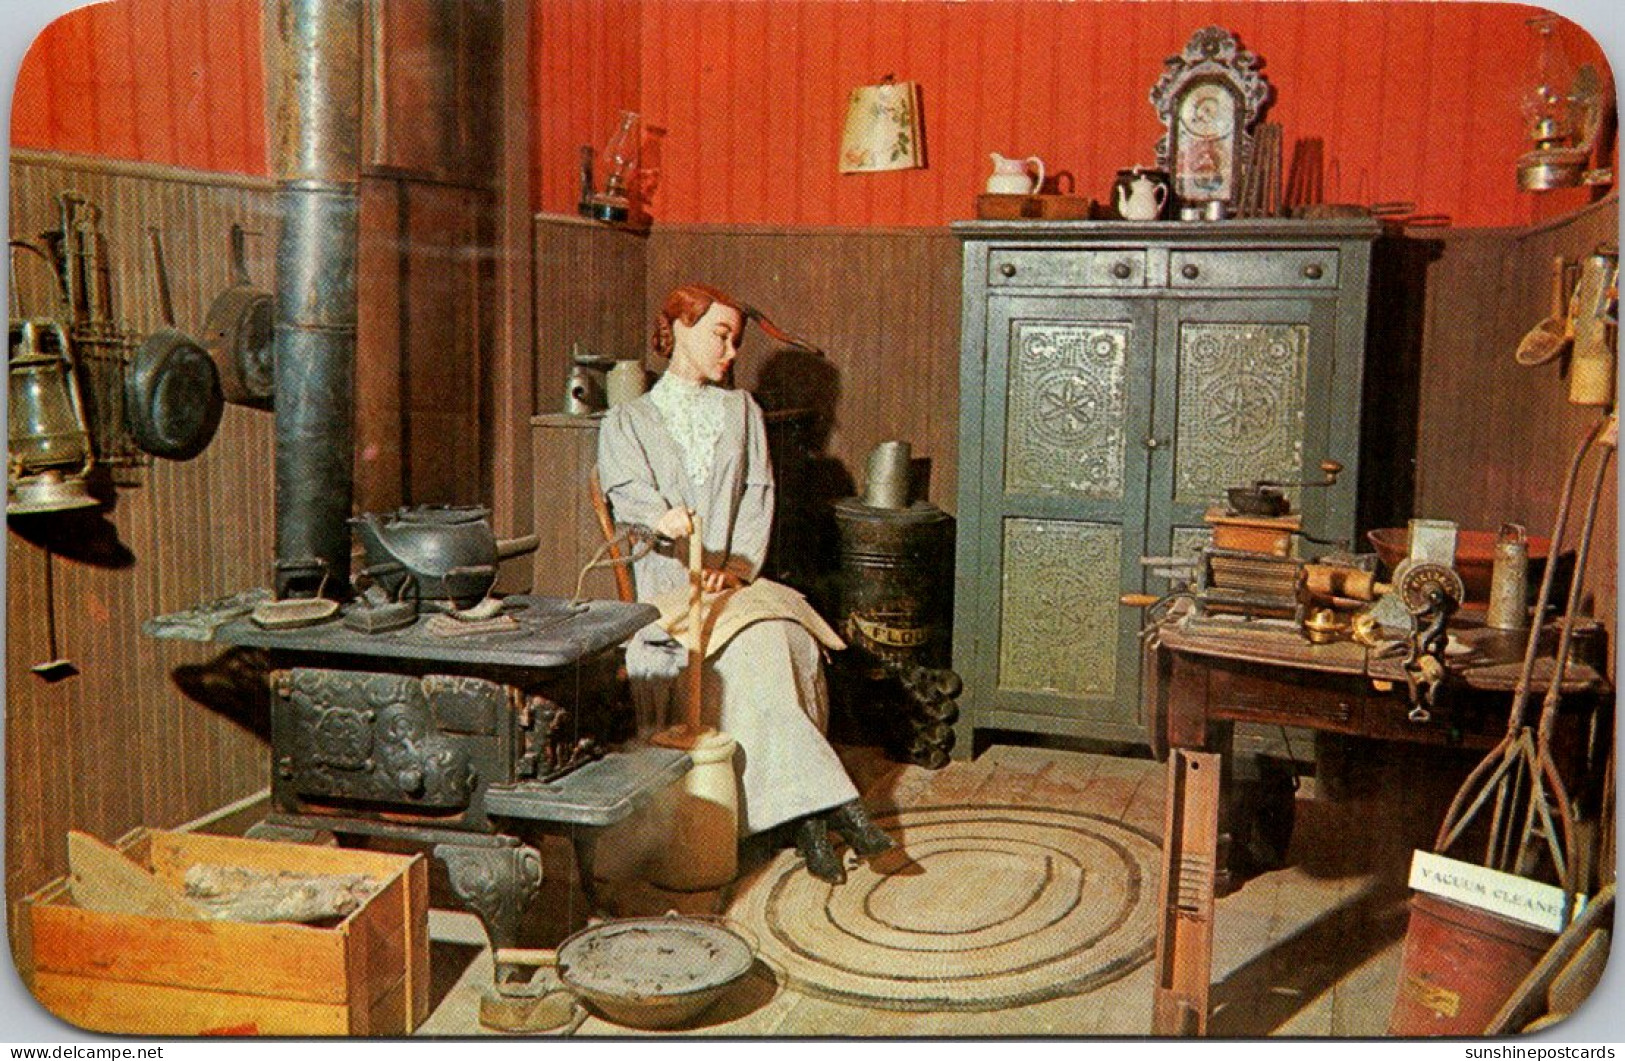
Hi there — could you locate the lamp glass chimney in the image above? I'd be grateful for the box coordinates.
[1521,16,1574,147]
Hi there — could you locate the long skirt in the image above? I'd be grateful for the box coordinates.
[627,619,859,834]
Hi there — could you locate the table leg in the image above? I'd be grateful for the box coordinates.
[1152,748,1222,1036]
[570,829,604,915]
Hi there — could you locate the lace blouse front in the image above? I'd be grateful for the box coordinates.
[648,373,728,487]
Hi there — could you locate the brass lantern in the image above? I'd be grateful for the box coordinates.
[9,317,98,514]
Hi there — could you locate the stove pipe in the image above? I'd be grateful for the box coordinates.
[265,0,362,599]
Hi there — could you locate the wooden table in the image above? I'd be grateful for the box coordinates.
[1142,614,1609,1036]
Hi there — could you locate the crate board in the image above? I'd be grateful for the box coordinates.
[18,829,428,1037]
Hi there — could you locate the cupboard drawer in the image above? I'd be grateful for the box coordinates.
[1168,248,1340,289]
[988,248,1147,288]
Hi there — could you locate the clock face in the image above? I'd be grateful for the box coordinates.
[1174,83,1238,201]
[1178,84,1236,140]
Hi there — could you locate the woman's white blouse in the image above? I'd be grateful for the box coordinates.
[648,373,728,487]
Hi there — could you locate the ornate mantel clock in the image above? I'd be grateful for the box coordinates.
[1151,26,1272,217]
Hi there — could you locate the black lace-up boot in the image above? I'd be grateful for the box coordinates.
[827,800,896,858]
[794,814,846,884]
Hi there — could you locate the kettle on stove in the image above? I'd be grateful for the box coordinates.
[352,506,538,609]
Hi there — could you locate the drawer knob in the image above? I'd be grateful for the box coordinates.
[1181,263,1200,280]
[1112,261,1133,280]
[1303,263,1325,280]
[1143,435,1167,450]
[999,263,1018,278]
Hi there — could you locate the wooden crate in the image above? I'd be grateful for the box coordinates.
[16,829,429,1037]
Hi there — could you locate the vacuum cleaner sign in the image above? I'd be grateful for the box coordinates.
[1408,850,1578,933]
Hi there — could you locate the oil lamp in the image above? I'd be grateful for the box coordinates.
[8,317,98,514]
[1516,16,1586,191]
[588,110,641,223]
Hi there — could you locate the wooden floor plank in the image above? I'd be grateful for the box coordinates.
[908,753,1001,805]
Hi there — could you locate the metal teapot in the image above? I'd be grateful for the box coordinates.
[351,506,538,609]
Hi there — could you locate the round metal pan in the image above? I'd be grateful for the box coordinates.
[202,223,275,408]
[125,326,224,461]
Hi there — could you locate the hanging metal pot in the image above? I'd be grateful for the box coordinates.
[201,223,275,408]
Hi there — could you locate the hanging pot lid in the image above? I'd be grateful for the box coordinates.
[126,327,225,461]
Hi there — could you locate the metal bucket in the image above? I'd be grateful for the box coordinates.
[1387,893,1555,1036]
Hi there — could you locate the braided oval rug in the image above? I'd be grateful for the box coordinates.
[728,804,1161,1012]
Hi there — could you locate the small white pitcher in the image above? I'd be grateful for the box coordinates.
[987,153,1045,195]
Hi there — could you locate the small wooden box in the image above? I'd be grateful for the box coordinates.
[16,829,429,1037]
[1204,507,1302,557]
[975,193,1094,220]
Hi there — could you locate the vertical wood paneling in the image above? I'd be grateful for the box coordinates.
[14,0,1611,226]
[401,182,488,507]
[532,215,649,411]
[642,225,961,508]
[531,0,1612,230]
[1409,200,1617,667]
[533,0,641,220]
[6,154,278,905]
[356,178,407,512]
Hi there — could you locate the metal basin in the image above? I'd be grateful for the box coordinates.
[556,915,755,1029]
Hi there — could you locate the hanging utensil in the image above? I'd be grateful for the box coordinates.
[126,228,224,461]
[1516,256,1575,367]
[1568,250,1617,406]
[31,545,78,682]
[201,224,275,408]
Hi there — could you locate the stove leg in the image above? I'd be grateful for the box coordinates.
[435,841,543,984]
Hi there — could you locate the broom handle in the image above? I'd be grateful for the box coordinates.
[687,512,705,731]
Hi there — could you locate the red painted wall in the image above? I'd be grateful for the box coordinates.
[11,1,1612,228]
[533,0,1615,229]
[11,0,267,176]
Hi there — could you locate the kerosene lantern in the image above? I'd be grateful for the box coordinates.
[587,110,641,223]
[1516,15,1587,192]
[8,317,98,514]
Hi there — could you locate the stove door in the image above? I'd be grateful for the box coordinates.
[272,668,491,809]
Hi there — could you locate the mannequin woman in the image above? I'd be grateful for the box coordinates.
[596,283,892,884]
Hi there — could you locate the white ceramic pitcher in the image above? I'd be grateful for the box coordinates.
[986,153,1045,195]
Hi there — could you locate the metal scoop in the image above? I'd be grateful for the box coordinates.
[1515,256,1574,366]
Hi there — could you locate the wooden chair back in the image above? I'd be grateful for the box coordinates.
[588,467,638,603]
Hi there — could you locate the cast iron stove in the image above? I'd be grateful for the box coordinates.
[155,593,685,977]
